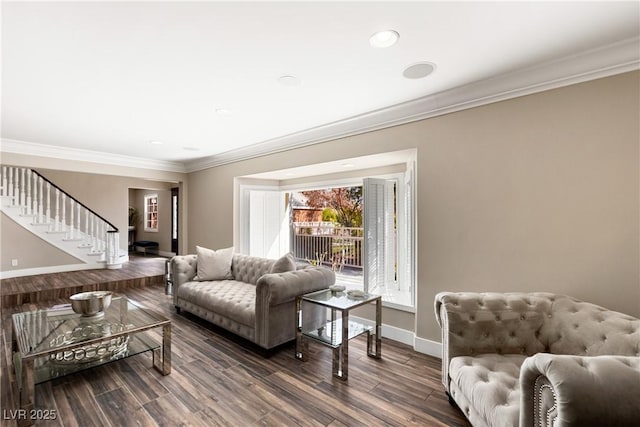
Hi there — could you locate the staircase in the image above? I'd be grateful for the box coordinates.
[1,165,127,274]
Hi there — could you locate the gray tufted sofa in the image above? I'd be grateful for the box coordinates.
[171,253,335,350]
[435,292,640,427]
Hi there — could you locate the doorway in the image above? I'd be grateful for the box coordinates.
[171,187,179,254]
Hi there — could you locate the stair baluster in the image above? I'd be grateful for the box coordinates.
[45,182,51,224]
[53,188,60,232]
[67,199,74,240]
[19,168,25,209]
[37,177,44,224]
[76,202,81,240]
[31,171,38,220]
[1,166,6,197]
[25,169,32,215]
[10,167,16,205]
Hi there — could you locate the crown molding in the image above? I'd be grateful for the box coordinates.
[1,38,637,174]
[185,36,640,173]
[0,138,186,173]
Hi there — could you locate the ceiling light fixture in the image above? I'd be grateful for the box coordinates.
[149,140,163,145]
[369,30,399,48]
[278,75,301,87]
[403,62,436,79]
[215,107,231,115]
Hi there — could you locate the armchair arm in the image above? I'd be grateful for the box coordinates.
[170,254,197,305]
[520,354,640,427]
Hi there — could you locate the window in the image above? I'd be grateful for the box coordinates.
[144,194,158,232]
[235,153,416,310]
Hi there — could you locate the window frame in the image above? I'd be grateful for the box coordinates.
[234,165,416,311]
[144,194,159,232]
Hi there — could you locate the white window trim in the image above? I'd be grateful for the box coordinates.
[234,167,417,312]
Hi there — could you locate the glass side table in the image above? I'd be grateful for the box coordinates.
[295,289,381,380]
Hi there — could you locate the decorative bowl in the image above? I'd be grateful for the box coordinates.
[70,291,112,317]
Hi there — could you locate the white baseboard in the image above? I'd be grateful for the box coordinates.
[414,336,443,358]
[350,315,442,358]
[0,263,101,279]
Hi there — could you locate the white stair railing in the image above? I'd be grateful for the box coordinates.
[1,165,123,268]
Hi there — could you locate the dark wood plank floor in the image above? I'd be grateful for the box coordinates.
[1,285,470,427]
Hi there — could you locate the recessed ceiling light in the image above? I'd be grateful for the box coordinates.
[278,75,301,87]
[341,163,355,168]
[369,30,399,48]
[149,140,163,145]
[403,62,436,79]
[215,108,231,115]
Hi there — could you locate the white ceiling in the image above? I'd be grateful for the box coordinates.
[2,1,639,172]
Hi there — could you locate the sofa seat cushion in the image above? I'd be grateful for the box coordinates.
[449,354,527,427]
[177,280,256,327]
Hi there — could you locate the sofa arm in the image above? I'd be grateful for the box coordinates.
[520,354,640,427]
[254,266,335,348]
[170,254,197,305]
[434,292,551,392]
[256,266,335,305]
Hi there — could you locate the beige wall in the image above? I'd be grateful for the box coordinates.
[187,71,640,342]
[1,213,80,270]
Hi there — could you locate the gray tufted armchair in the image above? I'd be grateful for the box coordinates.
[435,292,640,427]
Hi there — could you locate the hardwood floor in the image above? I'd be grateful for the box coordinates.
[0,255,166,308]
[1,285,470,427]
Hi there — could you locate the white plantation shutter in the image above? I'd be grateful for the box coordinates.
[249,190,289,258]
[363,178,396,293]
[397,160,415,295]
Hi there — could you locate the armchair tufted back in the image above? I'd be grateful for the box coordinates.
[540,296,640,357]
[435,292,640,359]
[436,293,553,358]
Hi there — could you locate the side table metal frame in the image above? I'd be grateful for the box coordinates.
[295,291,381,380]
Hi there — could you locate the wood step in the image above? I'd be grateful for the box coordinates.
[0,255,166,308]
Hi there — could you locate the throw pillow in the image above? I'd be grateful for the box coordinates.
[270,252,296,274]
[195,246,234,281]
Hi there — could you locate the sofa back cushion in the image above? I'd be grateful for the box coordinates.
[232,254,275,285]
[195,246,234,281]
[540,296,640,356]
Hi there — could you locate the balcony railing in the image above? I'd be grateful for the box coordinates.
[291,222,363,271]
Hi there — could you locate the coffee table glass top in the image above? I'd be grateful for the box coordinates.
[12,295,168,384]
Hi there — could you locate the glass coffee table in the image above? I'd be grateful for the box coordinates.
[295,289,381,380]
[11,294,171,426]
